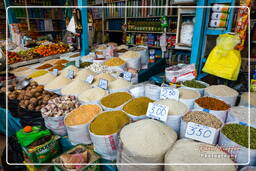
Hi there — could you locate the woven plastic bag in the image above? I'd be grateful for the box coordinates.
[203,34,241,80]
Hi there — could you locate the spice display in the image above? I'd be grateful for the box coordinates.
[92,73,116,86]
[182,111,223,129]
[43,59,59,65]
[41,96,80,117]
[123,97,154,116]
[120,119,177,157]
[90,110,130,135]
[221,124,256,149]
[60,65,79,77]
[228,106,256,124]
[11,66,30,73]
[61,79,91,96]
[165,139,236,171]
[178,88,200,99]
[33,43,69,56]
[155,99,188,115]
[48,64,65,71]
[65,104,102,126]
[183,80,207,88]
[104,57,126,66]
[205,85,238,97]
[86,63,111,74]
[45,75,72,90]
[12,68,35,77]
[78,87,108,102]
[54,59,69,65]
[100,92,132,108]
[195,97,230,110]
[8,81,58,111]
[75,69,97,81]
[109,78,131,90]
[33,73,57,85]
[36,63,53,69]
[27,70,48,78]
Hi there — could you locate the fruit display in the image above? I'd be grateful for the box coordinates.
[17,48,41,61]
[33,43,69,57]
[8,51,23,64]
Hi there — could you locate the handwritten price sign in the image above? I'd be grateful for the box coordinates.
[99,79,108,90]
[85,75,94,84]
[160,87,179,100]
[146,103,169,122]
[123,72,132,81]
[185,122,217,144]
[53,69,58,76]
[67,70,74,79]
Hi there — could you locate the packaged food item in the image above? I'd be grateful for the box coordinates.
[212,4,230,13]
[211,12,228,20]
[209,19,227,28]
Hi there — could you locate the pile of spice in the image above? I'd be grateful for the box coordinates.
[61,79,91,96]
[178,88,200,99]
[104,57,126,66]
[45,75,72,90]
[54,59,69,65]
[195,97,230,111]
[86,63,111,74]
[221,124,256,149]
[28,70,48,78]
[33,72,57,85]
[13,68,35,77]
[11,66,30,73]
[48,64,65,71]
[92,73,116,86]
[100,92,132,108]
[182,111,223,129]
[90,110,130,135]
[109,78,131,90]
[78,87,108,102]
[155,99,188,115]
[75,69,96,81]
[165,139,236,171]
[205,85,238,97]
[123,97,154,116]
[36,63,53,69]
[183,80,207,88]
[60,65,79,77]
[65,104,102,126]
[41,96,80,117]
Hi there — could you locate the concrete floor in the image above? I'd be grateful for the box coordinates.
[0,134,5,171]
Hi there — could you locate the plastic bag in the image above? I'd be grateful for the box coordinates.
[165,64,196,83]
[203,34,241,80]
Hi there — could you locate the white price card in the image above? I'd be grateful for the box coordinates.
[99,79,108,90]
[67,69,74,79]
[185,122,217,144]
[146,103,169,122]
[75,58,80,68]
[160,87,179,100]
[85,75,94,84]
[53,69,58,76]
[123,72,132,81]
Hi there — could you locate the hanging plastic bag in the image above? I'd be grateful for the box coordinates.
[202,34,241,80]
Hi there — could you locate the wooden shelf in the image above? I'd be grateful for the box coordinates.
[105,30,123,33]
[105,17,124,20]
[127,31,176,34]
[104,0,125,4]
[127,15,178,19]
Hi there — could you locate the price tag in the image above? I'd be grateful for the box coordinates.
[53,69,58,76]
[146,102,169,122]
[123,72,132,81]
[75,58,80,68]
[99,79,108,90]
[185,122,217,144]
[160,87,179,100]
[67,70,74,79]
[85,75,94,84]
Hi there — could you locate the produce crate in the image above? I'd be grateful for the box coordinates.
[52,144,101,171]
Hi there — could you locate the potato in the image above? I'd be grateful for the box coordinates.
[34,92,41,97]
[8,93,16,100]
[24,96,30,100]
[35,106,41,112]
[36,86,44,92]
[30,98,37,104]
[27,104,35,111]
[43,95,50,102]
[24,100,29,106]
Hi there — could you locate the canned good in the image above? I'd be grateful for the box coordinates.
[209,19,227,28]
[211,12,228,20]
[212,3,230,13]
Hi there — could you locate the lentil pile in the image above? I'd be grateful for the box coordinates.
[104,57,125,66]
[100,92,132,108]
[183,80,207,88]
[195,97,230,110]
[183,111,223,129]
[222,124,256,149]
[123,97,154,116]
[90,110,130,135]
[65,104,102,126]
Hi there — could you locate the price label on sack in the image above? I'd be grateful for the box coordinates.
[160,87,179,100]
[85,75,94,84]
[99,79,108,90]
[75,58,81,68]
[123,72,132,81]
[67,70,74,79]
[53,69,58,76]
[146,103,169,122]
[185,122,217,144]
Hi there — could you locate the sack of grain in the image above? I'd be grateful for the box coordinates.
[89,111,130,160]
[226,106,256,128]
[181,80,209,96]
[129,46,149,67]
[104,57,127,72]
[44,115,67,136]
[117,119,177,171]
[180,111,223,144]
[178,88,201,110]
[33,72,57,85]
[194,97,230,123]
[92,73,116,87]
[218,123,256,166]
[155,99,189,134]
[64,104,102,145]
[129,83,145,98]
[60,65,79,77]
[44,75,72,93]
[78,87,108,104]
[119,51,141,70]
[145,84,161,100]
[205,85,239,106]
[239,92,256,108]
[109,78,132,93]
[75,69,97,81]
[165,139,236,171]
[61,79,91,97]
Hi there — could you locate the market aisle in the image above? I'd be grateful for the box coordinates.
[0,134,5,171]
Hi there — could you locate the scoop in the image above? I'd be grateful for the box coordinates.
[16,79,30,90]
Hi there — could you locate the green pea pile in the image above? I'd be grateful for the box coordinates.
[183,80,207,88]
